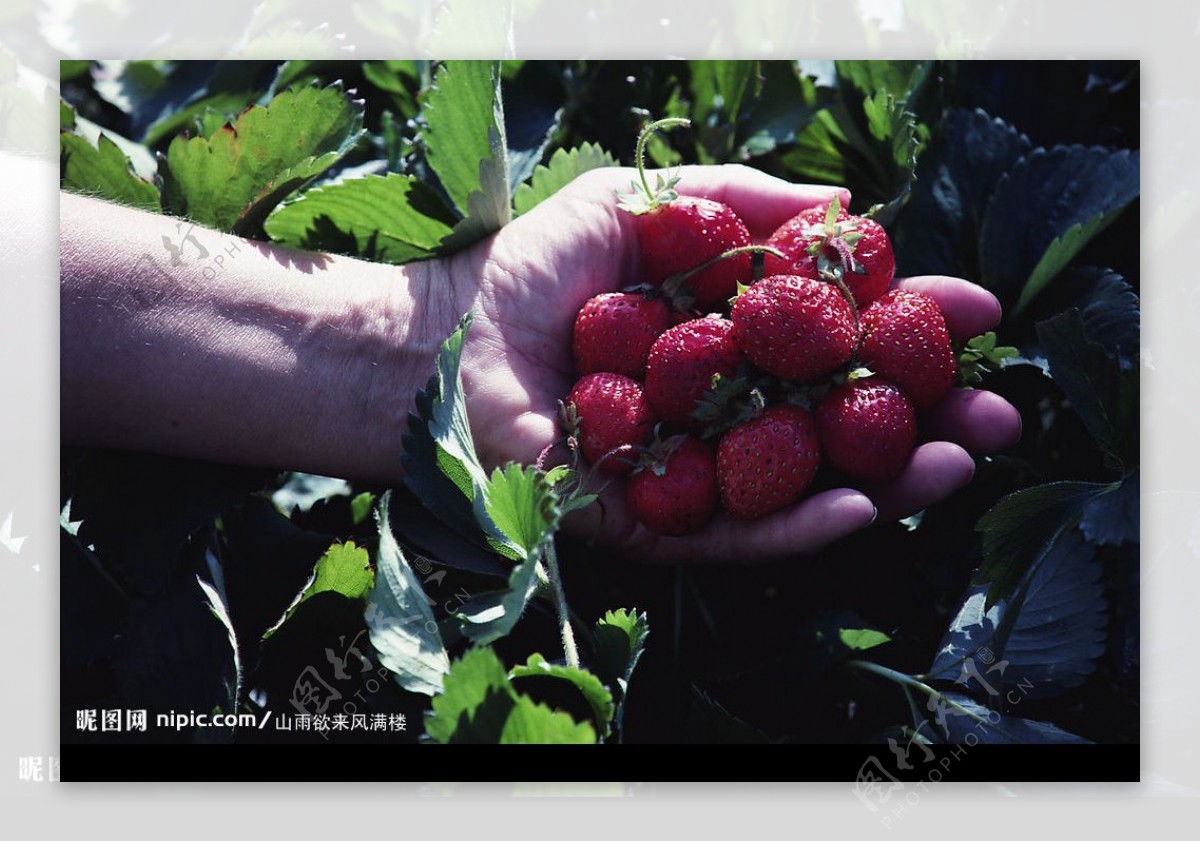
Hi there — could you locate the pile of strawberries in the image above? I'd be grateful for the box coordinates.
[561,121,959,537]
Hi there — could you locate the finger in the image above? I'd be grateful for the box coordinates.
[893,275,1003,340]
[864,441,976,522]
[666,165,852,239]
[921,389,1022,454]
[637,487,877,565]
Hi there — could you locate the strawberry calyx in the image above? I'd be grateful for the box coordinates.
[616,116,691,215]
[801,195,867,279]
[629,425,690,476]
[690,370,767,440]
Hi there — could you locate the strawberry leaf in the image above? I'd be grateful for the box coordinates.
[973,480,1117,609]
[979,145,1139,313]
[424,647,595,744]
[510,653,615,735]
[932,529,1106,699]
[592,608,650,738]
[456,465,559,645]
[1037,308,1138,473]
[421,60,512,251]
[60,131,160,211]
[264,172,458,264]
[160,82,364,236]
[933,692,1091,744]
[365,492,451,697]
[513,142,617,216]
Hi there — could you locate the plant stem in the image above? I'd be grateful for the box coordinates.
[542,540,579,669]
[847,660,993,728]
[635,117,691,202]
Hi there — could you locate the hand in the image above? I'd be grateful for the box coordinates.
[443,166,1020,563]
[451,165,1020,563]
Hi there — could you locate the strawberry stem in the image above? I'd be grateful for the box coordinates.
[819,267,862,354]
[662,244,786,298]
[541,540,579,669]
[634,117,690,205]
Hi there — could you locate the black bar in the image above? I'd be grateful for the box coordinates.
[60,744,1139,783]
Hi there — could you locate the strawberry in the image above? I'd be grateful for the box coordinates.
[716,405,821,519]
[634,196,752,310]
[564,373,657,475]
[644,316,744,428]
[730,274,858,383]
[763,197,894,307]
[859,290,956,409]
[617,118,752,310]
[573,292,671,378]
[815,379,916,482]
[626,436,719,536]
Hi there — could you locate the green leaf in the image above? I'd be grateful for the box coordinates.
[140,60,277,148]
[265,540,373,638]
[500,696,596,744]
[932,530,1106,698]
[425,647,595,744]
[400,314,501,570]
[1037,308,1138,472]
[735,60,822,158]
[510,653,615,733]
[424,646,514,743]
[1017,209,1131,315]
[834,60,930,102]
[979,146,1139,311]
[60,98,75,131]
[480,464,560,560]
[306,541,374,601]
[974,480,1117,608]
[421,60,512,248]
[264,173,457,264]
[350,492,376,526]
[1077,269,1139,370]
[838,627,892,651]
[455,466,559,645]
[160,83,364,236]
[512,143,617,216]
[60,132,160,211]
[365,492,450,696]
[1080,469,1139,546]
[592,608,650,737]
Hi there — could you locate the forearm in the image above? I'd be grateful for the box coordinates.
[60,192,465,482]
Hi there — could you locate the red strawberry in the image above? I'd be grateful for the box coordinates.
[635,196,752,310]
[730,275,858,383]
[860,290,956,409]
[815,379,917,482]
[626,436,718,536]
[716,405,821,519]
[616,119,752,311]
[564,373,657,475]
[573,292,671,378]
[644,316,744,428]
[763,198,894,307]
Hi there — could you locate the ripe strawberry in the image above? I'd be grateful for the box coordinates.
[564,373,657,475]
[815,379,917,482]
[634,196,752,310]
[626,436,718,536]
[763,198,894,307]
[859,290,956,409]
[730,275,858,383]
[573,292,671,378]
[616,118,752,310]
[716,405,821,519]
[644,316,744,428]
